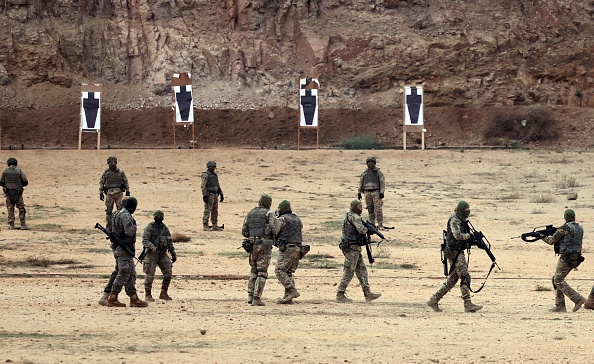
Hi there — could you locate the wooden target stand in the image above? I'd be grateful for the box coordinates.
[171,72,196,148]
[402,124,426,150]
[172,122,195,148]
[297,78,320,150]
[78,83,102,150]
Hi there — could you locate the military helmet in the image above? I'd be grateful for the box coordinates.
[107,156,117,163]
[153,210,164,218]
[366,156,376,164]
[6,157,17,166]
[206,160,217,168]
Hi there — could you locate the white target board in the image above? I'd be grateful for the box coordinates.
[80,84,102,131]
[299,78,320,127]
[404,86,423,126]
[172,73,194,123]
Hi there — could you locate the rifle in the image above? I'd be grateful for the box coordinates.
[511,225,557,242]
[361,220,390,272]
[441,231,448,276]
[94,223,141,264]
[465,220,501,293]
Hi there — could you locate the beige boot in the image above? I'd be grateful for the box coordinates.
[145,289,155,302]
[8,222,15,230]
[251,297,265,306]
[247,293,254,304]
[159,287,172,301]
[573,296,587,312]
[203,225,211,231]
[336,292,353,303]
[426,297,442,312]
[364,292,382,303]
[211,225,223,231]
[98,292,110,306]
[550,303,567,313]
[584,294,594,310]
[464,300,483,312]
[282,288,300,303]
[107,292,126,307]
[20,219,30,230]
[130,294,149,307]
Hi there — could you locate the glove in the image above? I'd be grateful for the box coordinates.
[99,192,105,201]
[149,243,157,252]
[125,191,130,197]
[357,193,362,200]
[219,193,224,202]
[203,195,209,203]
[171,255,177,264]
[379,192,384,199]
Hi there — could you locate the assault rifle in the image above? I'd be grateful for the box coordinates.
[511,225,557,242]
[464,221,501,293]
[94,223,141,264]
[361,220,389,272]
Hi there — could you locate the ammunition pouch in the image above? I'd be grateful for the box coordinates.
[299,245,310,259]
[356,234,368,247]
[339,239,348,252]
[561,250,584,269]
[448,240,470,251]
[6,188,19,204]
[554,242,560,255]
[277,241,286,252]
[155,236,171,251]
[241,239,253,253]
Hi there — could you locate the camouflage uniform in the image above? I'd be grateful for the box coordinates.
[0,161,29,229]
[142,220,176,299]
[242,194,274,305]
[201,162,223,230]
[338,212,371,294]
[358,158,385,228]
[111,206,138,295]
[99,160,130,229]
[543,211,586,312]
[271,201,303,303]
[427,201,482,312]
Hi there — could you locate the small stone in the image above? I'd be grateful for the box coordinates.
[567,192,578,200]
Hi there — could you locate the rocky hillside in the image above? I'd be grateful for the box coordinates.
[1,0,594,111]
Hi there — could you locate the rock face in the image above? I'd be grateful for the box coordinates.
[1,0,594,109]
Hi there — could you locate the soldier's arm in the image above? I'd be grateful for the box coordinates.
[141,224,153,247]
[121,170,130,192]
[358,172,364,193]
[123,215,137,237]
[20,171,29,187]
[269,215,285,236]
[349,213,368,235]
[200,173,208,196]
[450,217,471,241]
[241,215,250,238]
[0,172,5,187]
[543,226,569,245]
[98,170,107,193]
[378,169,385,193]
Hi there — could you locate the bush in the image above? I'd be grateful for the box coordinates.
[484,106,555,142]
[338,134,383,150]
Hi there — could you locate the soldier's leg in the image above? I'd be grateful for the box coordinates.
[202,195,213,227]
[103,261,119,293]
[17,195,28,229]
[553,258,585,306]
[253,245,272,300]
[353,251,371,294]
[337,249,358,293]
[111,254,133,294]
[247,254,258,303]
[142,258,157,293]
[6,196,15,227]
[211,196,219,226]
[365,193,375,225]
[275,250,293,290]
[158,254,173,300]
[453,252,472,301]
[105,194,115,229]
[113,192,124,210]
[372,192,384,227]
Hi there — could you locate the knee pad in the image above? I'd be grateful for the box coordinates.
[257,272,268,279]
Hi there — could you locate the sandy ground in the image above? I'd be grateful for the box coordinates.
[0,148,593,363]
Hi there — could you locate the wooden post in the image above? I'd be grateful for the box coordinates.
[97,131,101,150]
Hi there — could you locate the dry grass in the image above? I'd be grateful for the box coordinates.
[555,175,579,189]
[535,285,552,292]
[172,232,192,243]
[498,192,522,201]
[530,194,555,203]
[5,256,82,267]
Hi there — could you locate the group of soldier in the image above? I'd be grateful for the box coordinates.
[2,155,594,312]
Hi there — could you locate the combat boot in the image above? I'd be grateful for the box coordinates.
[212,225,223,231]
[584,294,594,310]
[377,224,386,231]
[98,292,110,306]
[107,292,126,307]
[282,288,300,303]
[572,296,587,312]
[247,293,254,304]
[129,294,149,307]
[336,292,353,303]
[550,303,567,313]
[8,222,15,230]
[426,297,442,312]
[159,287,172,301]
[145,289,155,302]
[251,297,265,306]
[20,219,30,230]
[203,225,211,231]
[364,291,382,302]
[464,299,483,312]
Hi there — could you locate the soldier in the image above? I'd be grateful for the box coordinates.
[427,200,483,313]
[242,193,274,306]
[106,197,148,308]
[336,200,382,303]
[0,157,29,230]
[358,156,386,230]
[142,210,177,301]
[99,156,130,230]
[270,200,302,304]
[542,209,587,312]
[201,160,224,231]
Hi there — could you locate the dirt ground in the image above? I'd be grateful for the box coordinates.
[0,148,593,363]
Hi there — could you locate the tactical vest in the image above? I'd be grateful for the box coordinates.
[276,213,302,245]
[104,169,124,189]
[2,167,24,189]
[446,214,470,249]
[247,206,270,237]
[342,212,362,243]
[361,169,381,191]
[204,171,220,193]
[559,221,583,253]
